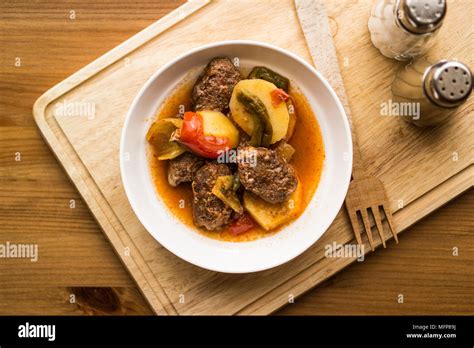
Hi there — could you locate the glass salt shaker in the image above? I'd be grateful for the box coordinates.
[391,56,473,127]
[368,0,447,60]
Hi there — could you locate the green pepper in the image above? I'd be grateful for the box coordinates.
[248,66,290,92]
[232,173,241,192]
[236,90,273,147]
[273,140,296,162]
[212,175,243,214]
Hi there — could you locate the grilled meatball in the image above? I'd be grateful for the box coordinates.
[192,57,241,113]
[167,153,205,187]
[237,146,298,203]
[192,163,233,231]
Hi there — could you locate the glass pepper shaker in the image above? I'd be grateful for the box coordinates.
[391,56,473,127]
[368,0,447,61]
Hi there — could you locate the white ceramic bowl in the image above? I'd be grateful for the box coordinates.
[120,40,352,273]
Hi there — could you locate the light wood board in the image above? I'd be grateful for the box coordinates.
[33,0,473,315]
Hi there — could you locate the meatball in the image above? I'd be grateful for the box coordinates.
[167,153,205,187]
[192,163,233,231]
[192,57,241,113]
[237,146,298,203]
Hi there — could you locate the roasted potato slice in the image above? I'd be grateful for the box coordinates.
[230,79,290,145]
[199,110,240,149]
[243,178,302,230]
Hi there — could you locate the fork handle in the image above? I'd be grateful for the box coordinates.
[341,106,366,180]
[296,0,366,180]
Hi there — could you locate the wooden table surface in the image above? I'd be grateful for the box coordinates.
[0,0,473,315]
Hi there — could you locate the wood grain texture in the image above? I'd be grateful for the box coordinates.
[35,0,472,315]
[279,190,474,315]
[296,0,366,177]
[0,0,473,315]
[297,0,399,251]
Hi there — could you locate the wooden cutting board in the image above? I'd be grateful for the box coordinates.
[33,0,473,315]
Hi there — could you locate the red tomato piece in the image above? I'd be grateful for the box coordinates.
[270,88,290,106]
[179,112,202,142]
[229,213,256,235]
[178,112,231,159]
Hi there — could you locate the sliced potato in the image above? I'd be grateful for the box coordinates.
[146,118,185,160]
[212,175,243,214]
[230,79,290,144]
[199,110,239,148]
[243,179,302,230]
[236,89,272,146]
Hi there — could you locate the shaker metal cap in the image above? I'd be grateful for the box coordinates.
[424,60,473,108]
[397,0,447,34]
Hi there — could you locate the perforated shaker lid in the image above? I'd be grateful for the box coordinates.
[424,60,473,108]
[397,0,447,34]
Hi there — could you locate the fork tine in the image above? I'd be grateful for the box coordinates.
[348,210,363,246]
[371,206,386,248]
[361,209,375,251]
[382,204,398,243]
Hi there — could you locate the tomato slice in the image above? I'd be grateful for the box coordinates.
[178,112,231,159]
[180,112,202,142]
[199,134,230,153]
[270,88,290,106]
[180,140,228,159]
[229,213,256,235]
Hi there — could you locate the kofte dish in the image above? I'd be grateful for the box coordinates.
[146,57,325,242]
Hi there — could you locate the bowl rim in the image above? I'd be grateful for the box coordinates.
[120,39,353,273]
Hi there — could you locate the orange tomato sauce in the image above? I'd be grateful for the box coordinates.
[148,78,325,242]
